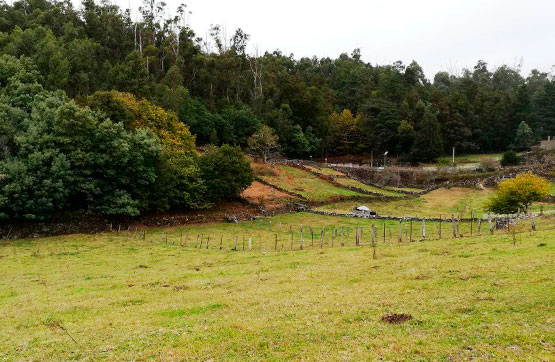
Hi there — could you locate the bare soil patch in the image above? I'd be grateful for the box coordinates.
[381,313,413,324]
[241,181,299,211]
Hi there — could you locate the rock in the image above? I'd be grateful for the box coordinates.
[224,216,239,224]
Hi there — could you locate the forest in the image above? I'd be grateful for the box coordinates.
[1,0,555,219]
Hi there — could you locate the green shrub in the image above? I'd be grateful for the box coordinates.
[199,145,254,202]
[500,150,520,166]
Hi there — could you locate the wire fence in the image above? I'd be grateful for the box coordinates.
[120,214,555,253]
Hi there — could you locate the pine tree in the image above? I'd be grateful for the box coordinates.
[514,121,533,150]
[411,107,443,162]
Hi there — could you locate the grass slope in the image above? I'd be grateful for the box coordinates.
[257,165,367,202]
[304,165,345,177]
[302,166,405,197]
[1,215,554,361]
[332,177,405,197]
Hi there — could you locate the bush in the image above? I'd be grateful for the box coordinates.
[500,150,520,166]
[486,172,550,214]
[199,145,254,202]
[375,169,401,187]
[479,157,498,172]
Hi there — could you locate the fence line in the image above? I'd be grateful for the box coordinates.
[130,215,555,253]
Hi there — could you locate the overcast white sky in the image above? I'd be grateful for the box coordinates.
[88,0,555,79]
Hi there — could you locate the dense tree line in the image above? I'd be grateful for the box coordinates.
[1,0,554,160]
[1,0,555,218]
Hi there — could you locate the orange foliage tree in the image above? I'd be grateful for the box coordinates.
[85,91,206,209]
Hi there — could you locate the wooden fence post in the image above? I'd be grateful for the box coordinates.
[248,237,252,251]
[398,220,402,242]
[422,219,426,240]
[341,226,344,247]
[470,212,473,236]
[220,236,223,250]
[234,236,238,251]
[275,234,278,251]
[409,220,413,242]
[371,225,377,260]
[206,237,209,249]
[383,223,386,243]
[438,215,442,239]
[452,214,456,238]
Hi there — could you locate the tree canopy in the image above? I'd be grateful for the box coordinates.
[0,0,553,164]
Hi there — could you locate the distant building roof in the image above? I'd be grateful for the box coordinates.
[540,139,555,150]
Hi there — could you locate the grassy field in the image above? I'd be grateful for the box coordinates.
[1,212,554,361]
[316,188,492,218]
[316,187,555,218]
[256,164,368,202]
[385,186,426,193]
[332,177,405,197]
[436,153,503,165]
[301,165,405,197]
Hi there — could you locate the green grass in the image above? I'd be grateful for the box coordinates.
[317,187,493,218]
[550,182,555,196]
[1,212,554,361]
[332,177,405,197]
[258,165,367,201]
[304,165,345,177]
[384,186,425,193]
[316,187,555,217]
[436,153,503,165]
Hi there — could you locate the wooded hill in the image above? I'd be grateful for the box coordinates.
[1,0,555,219]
